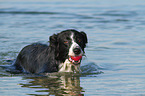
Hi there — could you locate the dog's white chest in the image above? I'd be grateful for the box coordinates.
[59,59,81,73]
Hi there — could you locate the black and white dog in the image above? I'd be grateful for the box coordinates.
[13,29,88,73]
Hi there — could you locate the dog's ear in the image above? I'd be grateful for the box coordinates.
[49,34,58,48]
[49,34,60,59]
[80,31,88,44]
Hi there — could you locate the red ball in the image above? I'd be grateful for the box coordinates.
[71,56,82,61]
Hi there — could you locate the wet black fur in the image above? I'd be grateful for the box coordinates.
[13,29,88,73]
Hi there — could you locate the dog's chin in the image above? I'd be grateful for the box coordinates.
[68,56,82,65]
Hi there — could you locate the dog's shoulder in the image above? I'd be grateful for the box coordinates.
[19,43,49,56]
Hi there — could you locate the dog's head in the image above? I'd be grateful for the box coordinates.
[49,29,87,72]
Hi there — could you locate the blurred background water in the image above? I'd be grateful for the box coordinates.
[1,0,145,95]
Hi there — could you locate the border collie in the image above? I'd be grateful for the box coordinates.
[13,29,88,73]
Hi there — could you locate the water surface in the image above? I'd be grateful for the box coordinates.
[1,0,145,95]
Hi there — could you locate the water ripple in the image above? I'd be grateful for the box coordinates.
[100,11,138,17]
[0,11,59,15]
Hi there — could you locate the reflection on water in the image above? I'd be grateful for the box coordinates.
[7,62,100,96]
[0,62,101,96]
[0,63,101,96]
[20,75,84,96]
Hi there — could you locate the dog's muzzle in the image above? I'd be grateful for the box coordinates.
[68,43,83,65]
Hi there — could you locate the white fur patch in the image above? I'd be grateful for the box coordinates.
[68,33,83,56]
[59,59,81,73]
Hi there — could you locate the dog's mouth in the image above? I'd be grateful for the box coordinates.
[68,56,82,65]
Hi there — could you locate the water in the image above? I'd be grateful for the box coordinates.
[1,0,145,95]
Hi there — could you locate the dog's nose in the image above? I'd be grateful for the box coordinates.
[73,48,81,55]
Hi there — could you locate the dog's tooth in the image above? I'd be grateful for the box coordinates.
[69,56,73,62]
[78,60,80,63]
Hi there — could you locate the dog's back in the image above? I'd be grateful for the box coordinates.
[13,43,58,73]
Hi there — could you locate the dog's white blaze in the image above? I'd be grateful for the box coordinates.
[68,33,83,56]
[59,33,83,73]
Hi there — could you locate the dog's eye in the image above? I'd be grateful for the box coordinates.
[64,41,68,44]
[78,39,82,43]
